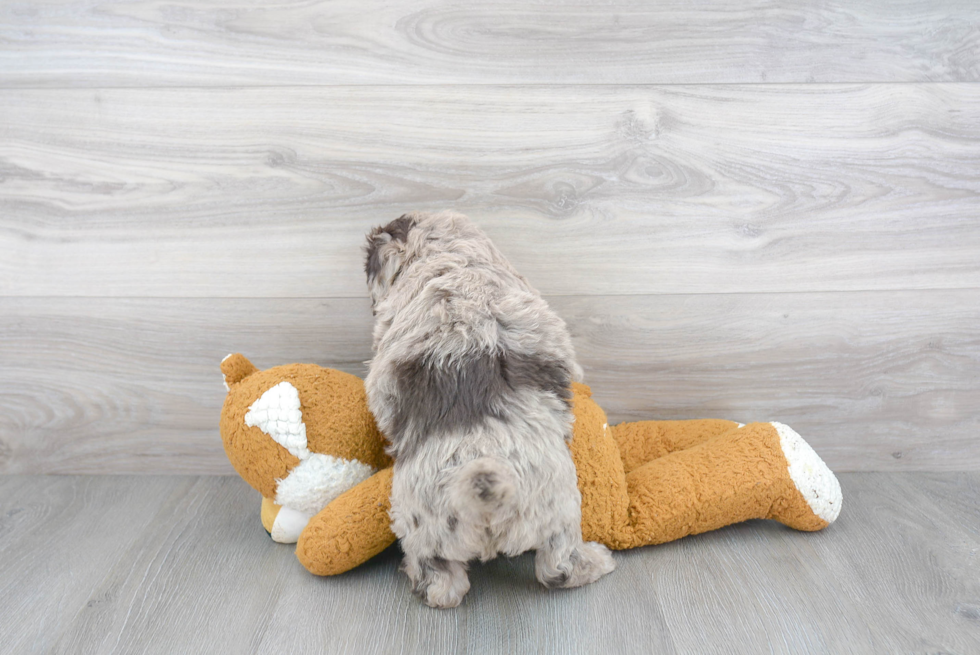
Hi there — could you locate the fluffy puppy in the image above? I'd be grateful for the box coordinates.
[363,211,615,608]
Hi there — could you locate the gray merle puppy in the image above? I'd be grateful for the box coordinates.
[363,211,615,608]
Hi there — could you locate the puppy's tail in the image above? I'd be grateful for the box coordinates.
[449,458,518,520]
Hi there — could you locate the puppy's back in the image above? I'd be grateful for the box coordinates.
[365,212,581,461]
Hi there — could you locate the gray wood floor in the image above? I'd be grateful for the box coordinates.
[1,473,977,654]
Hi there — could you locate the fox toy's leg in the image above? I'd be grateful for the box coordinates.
[610,419,742,473]
[260,497,277,533]
[623,422,842,548]
[297,467,397,576]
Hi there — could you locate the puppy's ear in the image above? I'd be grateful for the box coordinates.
[365,214,416,304]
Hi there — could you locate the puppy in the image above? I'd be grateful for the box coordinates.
[363,211,615,608]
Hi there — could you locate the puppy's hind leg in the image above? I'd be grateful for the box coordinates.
[535,528,616,590]
[401,553,471,609]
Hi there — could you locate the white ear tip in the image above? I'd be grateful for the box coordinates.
[221,354,233,390]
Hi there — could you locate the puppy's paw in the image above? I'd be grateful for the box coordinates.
[421,575,470,609]
[404,556,471,609]
[536,541,616,589]
[568,542,616,587]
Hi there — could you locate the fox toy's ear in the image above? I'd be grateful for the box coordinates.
[221,353,258,390]
[364,214,416,305]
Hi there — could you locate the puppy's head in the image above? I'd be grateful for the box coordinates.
[364,214,417,305]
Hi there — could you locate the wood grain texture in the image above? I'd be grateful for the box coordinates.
[0,476,186,654]
[2,85,979,298]
[638,472,980,653]
[572,292,980,473]
[0,297,376,476]
[1,0,978,87]
[1,473,977,653]
[2,291,977,474]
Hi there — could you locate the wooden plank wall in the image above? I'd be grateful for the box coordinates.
[1,1,978,473]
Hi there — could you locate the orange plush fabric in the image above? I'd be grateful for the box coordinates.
[220,355,841,576]
[220,355,391,500]
[296,467,395,576]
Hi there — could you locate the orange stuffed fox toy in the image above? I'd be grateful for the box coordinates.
[220,354,842,576]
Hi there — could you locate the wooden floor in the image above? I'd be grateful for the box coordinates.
[1,473,977,654]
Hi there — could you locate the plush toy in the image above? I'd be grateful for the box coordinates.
[220,354,842,576]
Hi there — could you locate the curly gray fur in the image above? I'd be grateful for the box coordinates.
[364,211,615,608]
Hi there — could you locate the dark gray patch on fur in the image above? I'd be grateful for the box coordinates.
[364,214,416,283]
[385,350,571,458]
[385,214,416,242]
[472,471,497,501]
[412,514,420,529]
[500,352,572,405]
[447,514,458,532]
[364,235,386,284]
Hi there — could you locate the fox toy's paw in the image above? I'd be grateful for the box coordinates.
[260,497,312,544]
[766,422,843,530]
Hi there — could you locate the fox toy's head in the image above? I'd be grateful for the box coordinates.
[219,354,392,517]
